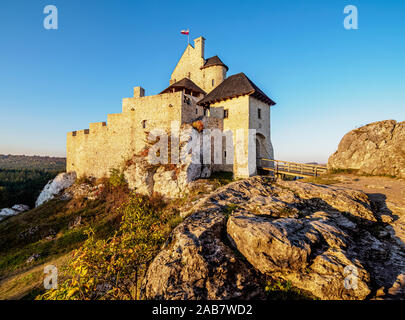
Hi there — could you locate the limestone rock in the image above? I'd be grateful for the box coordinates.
[0,204,30,221]
[328,120,405,178]
[143,177,405,300]
[36,172,77,207]
[124,126,211,199]
[141,207,264,300]
[26,253,40,264]
[61,183,104,201]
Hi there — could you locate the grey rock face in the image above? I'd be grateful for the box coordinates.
[142,177,405,300]
[35,172,77,207]
[328,120,405,178]
[125,126,211,198]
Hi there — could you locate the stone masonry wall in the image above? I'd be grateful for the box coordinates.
[67,91,185,178]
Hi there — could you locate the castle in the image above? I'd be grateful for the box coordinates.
[66,36,276,179]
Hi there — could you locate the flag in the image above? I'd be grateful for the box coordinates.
[180,29,189,35]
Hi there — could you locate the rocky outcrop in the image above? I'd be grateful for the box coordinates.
[142,177,405,300]
[35,172,77,207]
[142,198,264,300]
[124,126,211,198]
[61,182,104,201]
[328,120,405,178]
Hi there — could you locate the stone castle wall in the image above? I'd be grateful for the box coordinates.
[67,91,186,178]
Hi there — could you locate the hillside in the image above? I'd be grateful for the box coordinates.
[0,155,66,171]
[0,155,66,209]
[0,172,224,299]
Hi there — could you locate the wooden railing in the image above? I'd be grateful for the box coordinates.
[258,159,328,178]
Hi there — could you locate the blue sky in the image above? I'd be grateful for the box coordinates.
[0,0,404,163]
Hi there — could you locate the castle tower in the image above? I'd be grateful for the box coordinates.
[170,36,228,93]
[194,36,205,58]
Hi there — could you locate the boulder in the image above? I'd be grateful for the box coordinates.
[141,203,265,300]
[36,172,77,207]
[328,120,405,178]
[143,177,405,300]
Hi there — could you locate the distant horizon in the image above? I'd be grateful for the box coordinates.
[0,152,331,165]
[1,1,404,164]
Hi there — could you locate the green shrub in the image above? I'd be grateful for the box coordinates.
[37,194,179,300]
[108,169,127,188]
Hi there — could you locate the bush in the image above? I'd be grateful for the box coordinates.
[108,169,127,188]
[37,194,179,300]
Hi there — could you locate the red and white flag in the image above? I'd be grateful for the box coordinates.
[180,29,189,35]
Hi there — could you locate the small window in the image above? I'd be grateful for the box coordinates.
[212,79,215,87]
[142,120,147,129]
[224,109,229,119]
[258,108,262,119]
[169,104,173,108]
[224,150,227,158]
[188,72,191,78]
[196,108,198,114]
[203,108,210,117]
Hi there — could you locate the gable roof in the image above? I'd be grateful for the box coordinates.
[197,72,276,106]
[160,78,206,95]
[201,55,229,71]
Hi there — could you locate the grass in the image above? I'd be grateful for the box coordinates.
[207,171,234,189]
[329,168,398,179]
[264,278,318,300]
[0,253,71,300]
[301,175,340,185]
[0,181,131,279]
[222,203,239,219]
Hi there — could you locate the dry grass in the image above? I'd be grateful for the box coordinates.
[0,253,71,300]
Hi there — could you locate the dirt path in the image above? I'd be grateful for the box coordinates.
[333,174,405,223]
[332,174,405,299]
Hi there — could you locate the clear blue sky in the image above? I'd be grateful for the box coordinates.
[0,0,404,163]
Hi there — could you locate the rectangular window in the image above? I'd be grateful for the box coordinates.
[196,108,198,114]
[212,79,215,87]
[258,108,262,119]
[224,109,229,119]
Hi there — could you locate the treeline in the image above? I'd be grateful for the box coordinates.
[0,155,66,209]
[0,154,65,171]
